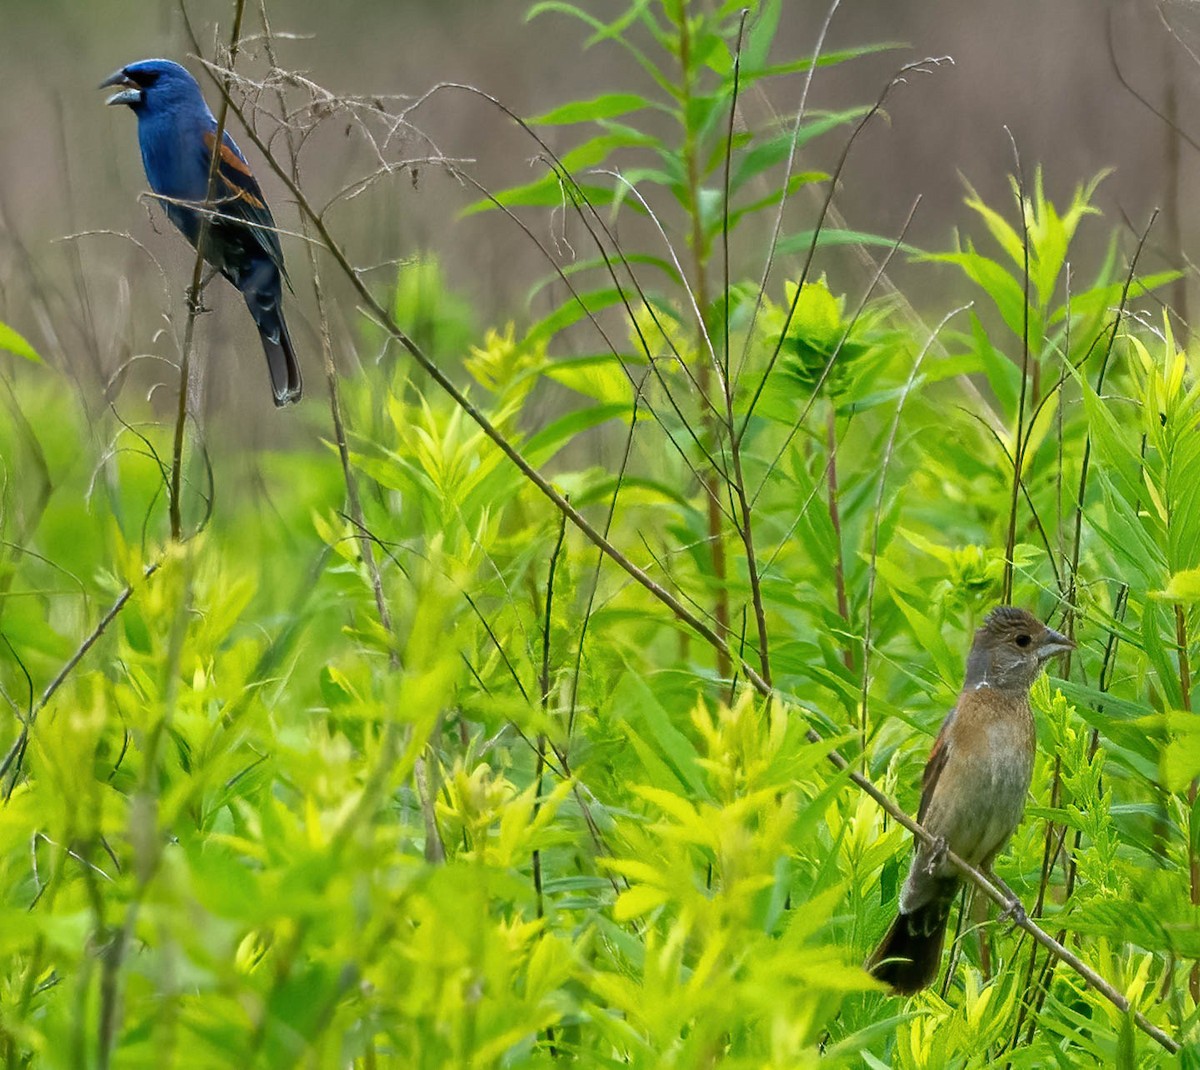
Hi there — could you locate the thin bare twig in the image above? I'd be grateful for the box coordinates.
[1001,130,1031,604]
[169,5,248,540]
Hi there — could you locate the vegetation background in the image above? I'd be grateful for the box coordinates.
[2,0,1200,1066]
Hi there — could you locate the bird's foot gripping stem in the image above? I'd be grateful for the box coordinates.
[923,835,948,876]
[185,269,219,316]
[998,895,1027,929]
[984,869,1027,929]
[185,289,209,317]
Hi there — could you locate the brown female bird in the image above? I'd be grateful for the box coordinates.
[867,606,1074,995]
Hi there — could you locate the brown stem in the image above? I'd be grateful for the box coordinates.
[826,407,852,674]
[678,11,729,678]
[1002,142,1031,603]
[721,15,771,688]
[1162,33,1189,323]
[535,512,566,1057]
[1177,603,1198,1002]
[169,2,247,540]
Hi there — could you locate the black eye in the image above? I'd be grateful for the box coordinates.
[1015,634,1031,648]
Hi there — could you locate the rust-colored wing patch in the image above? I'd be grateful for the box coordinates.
[215,138,253,177]
[203,131,266,209]
[917,707,955,825]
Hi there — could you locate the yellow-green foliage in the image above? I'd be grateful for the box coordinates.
[1,0,1199,1065]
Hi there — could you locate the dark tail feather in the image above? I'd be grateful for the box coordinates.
[250,300,303,407]
[866,896,954,995]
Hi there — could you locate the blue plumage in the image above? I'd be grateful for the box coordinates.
[101,59,302,406]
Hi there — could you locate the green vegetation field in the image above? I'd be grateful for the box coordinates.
[1,1,1198,1066]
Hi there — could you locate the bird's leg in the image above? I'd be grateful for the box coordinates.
[185,284,206,317]
[982,866,1026,927]
[922,835,948,876]
[185,268,219,316]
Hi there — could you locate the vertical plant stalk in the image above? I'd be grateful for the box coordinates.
[568,379,646,740]
[720,10,771,686]
[1013,216,1158,1049]
[825,408,852,673]
[858,307,956,763]
[1161,28,1189,322]
[677,6,730,678]
[1001,139,1031,603]
[170,0,248,541]
[1012,588,1127,1053]
[1009,268,1074,1054]
[1176,603,1198,1001]
[1065,217,1158,622]
[535,511,566,1057]
[1056,266,1070,580]
[735,0,840,385]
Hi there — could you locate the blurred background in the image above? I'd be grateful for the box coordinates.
[2,0,1200,432]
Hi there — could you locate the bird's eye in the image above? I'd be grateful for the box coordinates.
[1015,634,1031,648]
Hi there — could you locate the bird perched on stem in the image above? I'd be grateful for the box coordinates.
[100,58,302,406]
[867,606,1073,995]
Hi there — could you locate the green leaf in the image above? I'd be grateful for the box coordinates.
[744,0,780,72]
[962,178,1024,271]
[461,177,630,217]
[532,92,656,125]
[727,109,865,193]
[921,243,1028,340]
[0,322,41,364]
[561,129,659,171]
[611,671,706,797]
[613,883,669,920]
[1155,568,1200,605]
[728,132,808,193]
[523,402,628,467]
[966,311,1019,417]
[1049,270,1182,326]
[525,287,628,346]
[743,42,904,81]
[543,354,637,406]
[1162,730,1200,794]
[526,253,682,305]
[773,226,919,260]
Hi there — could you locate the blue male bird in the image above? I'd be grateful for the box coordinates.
[101,59,302,406]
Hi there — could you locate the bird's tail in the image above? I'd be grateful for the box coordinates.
[248,296,303,407]
[866,881,957,995]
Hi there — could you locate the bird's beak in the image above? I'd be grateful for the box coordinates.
[99,69,141,107]
[1037,628,1075,662]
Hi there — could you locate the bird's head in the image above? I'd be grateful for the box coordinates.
[99,59,205,115]
[964,606,1074,692]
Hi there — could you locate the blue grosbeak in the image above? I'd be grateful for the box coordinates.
[867,606,1073,994]
[101,59,302,406]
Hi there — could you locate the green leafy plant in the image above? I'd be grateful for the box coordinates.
[0,0,1198,1066]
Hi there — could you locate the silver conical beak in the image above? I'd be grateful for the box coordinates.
[1037,627,1074,661]
[99,69,141,107]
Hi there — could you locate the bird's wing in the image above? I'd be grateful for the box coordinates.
[917,706,955,825]
[201,129,286,275]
